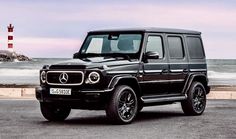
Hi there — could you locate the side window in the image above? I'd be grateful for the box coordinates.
[146,36,164,59]
[168,36,184,59]
[187,37,204,59]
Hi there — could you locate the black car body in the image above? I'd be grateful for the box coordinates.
[36,28,210,124]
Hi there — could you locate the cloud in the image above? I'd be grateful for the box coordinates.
[41,3,236,31]
[0,1,236,58]
[2,1,236,31]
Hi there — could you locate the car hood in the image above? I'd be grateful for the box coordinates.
[49,57,140,70]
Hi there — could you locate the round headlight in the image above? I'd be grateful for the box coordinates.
[40,71,46,83]
[88,72,100,84]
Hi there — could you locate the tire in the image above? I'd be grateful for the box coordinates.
[40,102,71,121]
[181,82,207,116]
[138,102,143,113]
[106,85,138,124]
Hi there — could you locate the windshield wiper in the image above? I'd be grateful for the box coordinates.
[76,53,102,58]
[105,53,131,61]
[75,52,131,61]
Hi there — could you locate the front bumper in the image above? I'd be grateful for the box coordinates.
[36,86,113,110]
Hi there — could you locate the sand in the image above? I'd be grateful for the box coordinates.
[0,85,236,99]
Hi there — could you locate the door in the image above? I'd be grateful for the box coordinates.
[141,34,169,96]
[166,35,188,94]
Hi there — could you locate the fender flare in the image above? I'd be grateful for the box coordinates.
[182,73,209,94]
[107,75,141,93]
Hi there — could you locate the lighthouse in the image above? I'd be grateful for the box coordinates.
[7,24,14,52]
[0,24,30,62]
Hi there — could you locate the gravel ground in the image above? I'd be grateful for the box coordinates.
[0,100,235,139]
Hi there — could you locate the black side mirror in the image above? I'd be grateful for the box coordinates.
[73,52,80,59]
[145,51,159,59]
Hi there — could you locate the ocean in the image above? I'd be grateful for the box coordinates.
[0,58,235,86]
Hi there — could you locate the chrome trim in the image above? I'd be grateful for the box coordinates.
[139,79,184,83]
[144,63,168,66]
[190,69,207,72]
[80,88,114,93]
[139,80,169,83]
[46,71,84,86]
[170,69,183,72]
[106,63,139,70]
[144,70,162,73]
[59,72,69,84]
[107,71,138,74]
[169,79,185,82]
[40,71,46,83]
[107,75,121,88]
[88,71,100,84]
[138,70,144,74]
[181,74,192,94]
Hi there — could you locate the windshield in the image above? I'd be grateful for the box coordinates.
[79,33,142,58]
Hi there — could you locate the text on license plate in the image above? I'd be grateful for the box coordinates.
[50,88,72,95]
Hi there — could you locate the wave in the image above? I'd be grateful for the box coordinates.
[208,71,236,85]
[0,68,39,77]
[208,71,236,79]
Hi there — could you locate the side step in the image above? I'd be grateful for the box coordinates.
[141,94,187,104]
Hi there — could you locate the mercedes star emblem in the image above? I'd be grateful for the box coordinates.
[59,72,69,84]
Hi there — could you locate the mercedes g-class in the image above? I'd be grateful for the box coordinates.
[36,28,210,124]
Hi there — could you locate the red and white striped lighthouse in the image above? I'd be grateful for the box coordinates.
[7,24,14,52]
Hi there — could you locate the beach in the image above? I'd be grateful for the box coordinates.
[0,85,236,99]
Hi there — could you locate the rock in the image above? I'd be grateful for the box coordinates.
[16,54,31,61]
[0,50,31,62]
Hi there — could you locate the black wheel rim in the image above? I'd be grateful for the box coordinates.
[53,108,63,114]
[193,86,205,112]
[49,106,67,115]
[118,90,136,121]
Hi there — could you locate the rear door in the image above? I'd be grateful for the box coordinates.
[141,33,169,96]
[166,34,188,94]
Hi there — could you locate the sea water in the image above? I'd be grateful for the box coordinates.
[207,59,236,85]
[0,58,68,86]
[0,58,235,86]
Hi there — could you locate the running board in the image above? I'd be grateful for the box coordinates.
[141,95,187,104]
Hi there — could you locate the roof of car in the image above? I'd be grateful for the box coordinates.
[89,27,201,35]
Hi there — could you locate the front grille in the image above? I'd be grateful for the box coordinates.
[46,71,84,86]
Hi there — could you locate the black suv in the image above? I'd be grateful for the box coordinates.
[36,28,210,124]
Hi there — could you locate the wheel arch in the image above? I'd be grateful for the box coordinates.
[108,75,142,98]
[184,74,210,94]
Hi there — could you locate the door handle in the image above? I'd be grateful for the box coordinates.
[183,69,188,73]
[162,69,169,73]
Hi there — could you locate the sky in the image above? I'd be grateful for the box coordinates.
[0,0,236,58]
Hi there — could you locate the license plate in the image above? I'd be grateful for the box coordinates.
[50,88,72,95]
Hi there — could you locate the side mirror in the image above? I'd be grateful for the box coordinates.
[73,52,80,59]
[145,51,159,59]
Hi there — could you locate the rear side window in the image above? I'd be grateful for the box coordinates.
[187,37,204,59]
[168,36,184,59]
